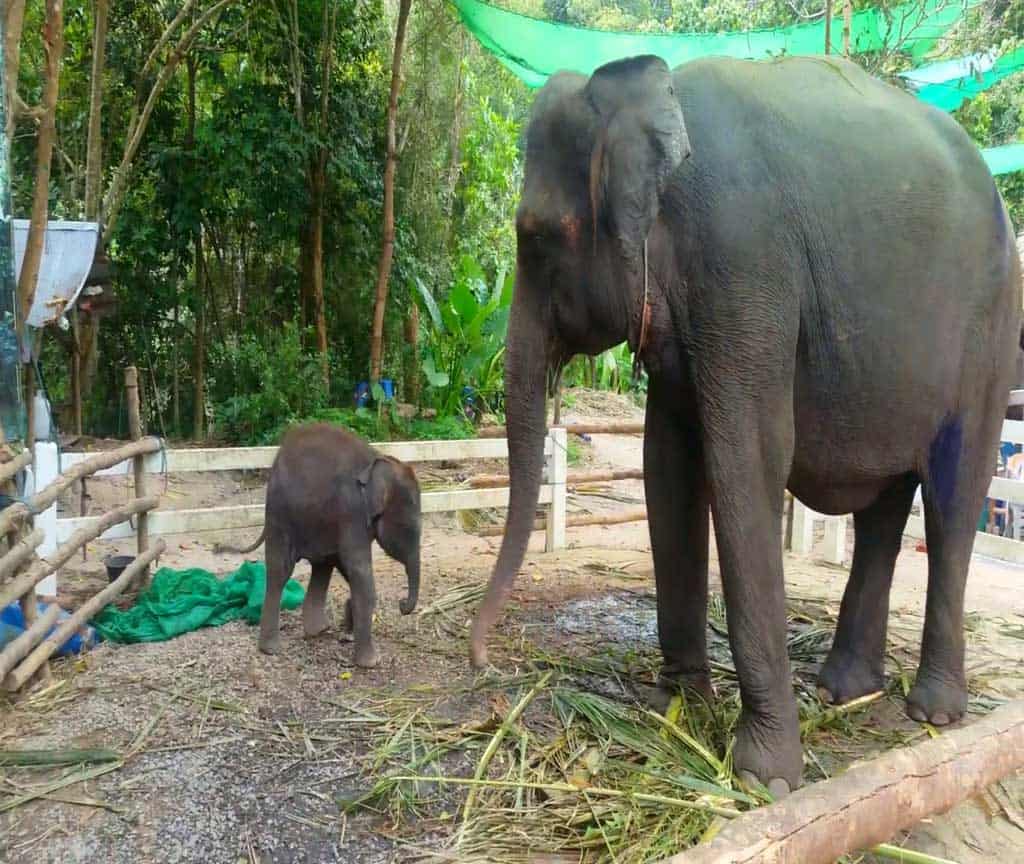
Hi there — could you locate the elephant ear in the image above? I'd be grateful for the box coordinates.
[585,55,690,255]
[358,457,394,522]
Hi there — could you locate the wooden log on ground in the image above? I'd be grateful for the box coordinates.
[0,450,33,485]
[478,422,645,438]
[0,527,44,583]
[4,539,166,691]
[0,496,159,612]
[471,468,644,489]
[660,698,1024,864]
[0,603,61,681]
[478,508,648,537]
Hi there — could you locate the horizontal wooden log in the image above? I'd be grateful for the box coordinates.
[0,527,44,583]
[0,502,30,540]
[0,496,159,610]
[660,699,1024,864]
[29,437,162,515]
[478,422,644,438]
[5,539,166,692]
[0,603,61,681]
[0,450,33,485]
[58,437,551,476]
[471,468,644,489]
[478,507,648,537]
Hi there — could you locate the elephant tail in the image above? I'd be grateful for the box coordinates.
[212,526,266,555]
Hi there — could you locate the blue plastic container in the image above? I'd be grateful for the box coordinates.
[354,379,394,407]
[0,602,99,656]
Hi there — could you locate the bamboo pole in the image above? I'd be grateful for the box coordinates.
[661,699,1024,864]
[0,526,43,582]
[124,367,150,580]
[471,468,644,489]
[0,449,32,485]
[5,539,165,691]
[0,496,159,611]
[478,507,648,537]
[0,602,60,681]
[478,422,645,439]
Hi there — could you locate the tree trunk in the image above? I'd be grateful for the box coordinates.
[84,0,108,221]
[824,0,833,54]
[842,0,852,56]
[192,232,206,440]
[172,296,180,436]
[403,302,419,405]
[3,0,26,144]
[308,165,328,386]
[17,0,64,325]
[369,0,413,384]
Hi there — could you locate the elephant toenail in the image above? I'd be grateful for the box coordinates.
[907,705,927,722]
[768,778,791,800]
[930,712,950,726]
[817,686,835,705]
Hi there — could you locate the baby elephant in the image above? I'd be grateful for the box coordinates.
[217,423,421,667]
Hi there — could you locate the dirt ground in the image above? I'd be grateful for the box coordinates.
[2,389,1023,863]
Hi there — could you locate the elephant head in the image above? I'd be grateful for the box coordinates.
[359,456,422,614]
[469,56,690,667]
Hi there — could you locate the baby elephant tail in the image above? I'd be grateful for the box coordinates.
[212,526,266,555]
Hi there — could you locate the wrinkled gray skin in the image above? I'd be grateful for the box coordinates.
[470,54,1022,794]
[218,423,421,667]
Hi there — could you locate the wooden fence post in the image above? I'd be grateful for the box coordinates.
[124,367,150,581]
[823,515,846,565]
[545,427,567,552]
[33,440,59,596]
[790,498,814,555]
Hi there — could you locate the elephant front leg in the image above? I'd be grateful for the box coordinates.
[644,381,712,701]
[341,544,379,669]
[703,400,801,795]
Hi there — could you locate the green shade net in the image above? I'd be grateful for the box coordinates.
[453,0,978,88]
[904,46,1024,112]
[982,143,1024,176]
[91,561,305,644]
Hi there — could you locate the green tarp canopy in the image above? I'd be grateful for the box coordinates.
[453,0,1024,174]
[92,561,304,644]
[453,0,979,88]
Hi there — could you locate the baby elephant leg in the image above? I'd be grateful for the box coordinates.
[302,561,333,638]
[341,547,378,668]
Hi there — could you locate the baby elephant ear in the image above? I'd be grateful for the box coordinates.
[357,458,392,521]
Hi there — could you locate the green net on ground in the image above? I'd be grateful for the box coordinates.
[91,561,305,644]
[453,0,977,89]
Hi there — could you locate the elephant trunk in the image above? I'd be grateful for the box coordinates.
[399,553,420,615]
[470,290,549,668]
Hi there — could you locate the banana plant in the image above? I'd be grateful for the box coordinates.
[415,255,513,419]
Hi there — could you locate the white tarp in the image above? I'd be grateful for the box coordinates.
[13,219,99,329]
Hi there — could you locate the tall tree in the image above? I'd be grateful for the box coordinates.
[369,0,412,385]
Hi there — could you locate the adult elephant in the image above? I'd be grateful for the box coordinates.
[469,54,1021,793]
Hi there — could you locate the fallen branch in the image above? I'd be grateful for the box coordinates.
[660,699,1024,864]
[470,468,644,489]
[0,603,61,681]
[0,747,120,767]
[477,508,648,537]
[4,539,165,691]
[0,761,123,813]
[0,496,159,611]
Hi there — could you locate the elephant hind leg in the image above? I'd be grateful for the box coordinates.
[303,561,334,638]
[818,475,918,705]
[260,528,296,655]
[911,415,997,725]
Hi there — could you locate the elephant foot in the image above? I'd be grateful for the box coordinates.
[303,608,331,639]
[906,670,967,726]
[658,666,715,701]
[343,599,354,632]
[733,707,802,797]
[354,643,380,669]
[817,649,885,705]
[258,633,282,656]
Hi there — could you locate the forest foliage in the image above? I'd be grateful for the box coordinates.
[6,0,1023,443]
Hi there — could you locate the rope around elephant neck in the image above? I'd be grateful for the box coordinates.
[633,237,651,383]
